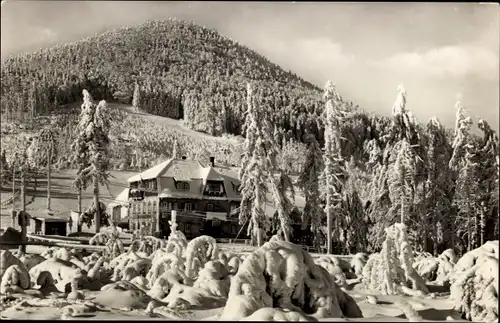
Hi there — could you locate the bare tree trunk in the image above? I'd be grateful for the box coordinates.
[94,176,101,233]
[21,172,26,212]
[422,183,428,253]
[12,166,16,213]
[77,186,82,232]
[467,205,472,252]
[327,203,332,254]
[20,172,27,253]
[401,198,404,225]
[47,142,52,210]
[480,205,485,246]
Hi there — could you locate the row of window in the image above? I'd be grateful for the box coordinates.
[131,200,157,214]
[131,200,240,215]
[131,180,158,191]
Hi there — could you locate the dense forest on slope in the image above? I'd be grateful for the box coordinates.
[0,19,329,139]
[1,19,498,256]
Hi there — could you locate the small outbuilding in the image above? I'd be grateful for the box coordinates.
[30,211,69,236]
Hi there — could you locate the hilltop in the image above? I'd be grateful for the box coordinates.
[0,19,328,141]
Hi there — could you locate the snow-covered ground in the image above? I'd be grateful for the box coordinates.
[0,226,497,322]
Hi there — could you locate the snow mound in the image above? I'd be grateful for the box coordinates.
[362,223,428,295]
[450,241,498,322]
[240,307,318,321]
[29,258,87,293]
[220,237,363,320]
[94,281,152,310]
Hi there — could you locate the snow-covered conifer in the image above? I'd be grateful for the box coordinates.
[71,90,112,233]
[298,133,324,247]
[321,81,347,254]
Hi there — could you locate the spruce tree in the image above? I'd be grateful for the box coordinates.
[425,117,454,255]
[298,133,324,247]
[321,81,347,254]
[72,90,112,233]
[239,83,270,246]
[476,119,499,244]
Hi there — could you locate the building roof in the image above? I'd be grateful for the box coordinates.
[107,188,130,208]
[127,159,174,182]
[33,211,70,222]
[127,158,242,201]
[165,159,205,181]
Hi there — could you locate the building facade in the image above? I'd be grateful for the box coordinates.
[127,157,247,239]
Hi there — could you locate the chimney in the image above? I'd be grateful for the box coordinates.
[209,156,215,167]
[181,156,187,160]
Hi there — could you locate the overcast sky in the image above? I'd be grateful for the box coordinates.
[1,1,498,130]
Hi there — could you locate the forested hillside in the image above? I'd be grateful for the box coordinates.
[0,19,498,256]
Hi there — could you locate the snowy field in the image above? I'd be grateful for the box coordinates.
[0,224,497,322]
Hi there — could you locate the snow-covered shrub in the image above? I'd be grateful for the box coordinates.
[220,237,362,320]
[184,235,219,280]
[130,236,165,256]
[14,253,46,271]
[192,260,230,297]
[362,223,428,295]
[315,256,348,286]
[450,241,498,322]
[412,249,456,285]
[29,258,92,293]
[0,264,30,294]
[89,226,125,258]
[0,250,30,293]
[350,253,368,277]
[146,251,185,289]
[109,250,151,282]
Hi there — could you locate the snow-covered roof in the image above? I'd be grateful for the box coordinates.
[127,159,242,201]
[107,188,130,208]
[203,167,224,182]
[127,159,174,182]
[164,159,205,181]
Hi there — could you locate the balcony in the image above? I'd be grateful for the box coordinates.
[203,190,226,197]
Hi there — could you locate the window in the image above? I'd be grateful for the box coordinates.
[206,203,214,212]
[160,201,170,212]
[153,180,158,191]
[186,203,193,211]
[206,182,221,192]
[177,182,190,191]
[185,224,191,234]
[152,201,157,214]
